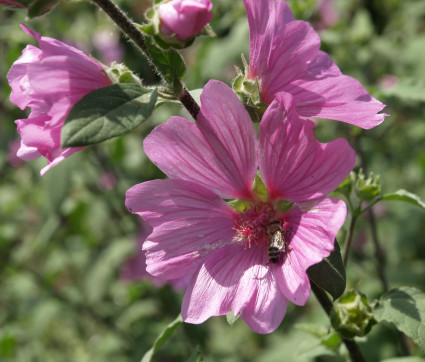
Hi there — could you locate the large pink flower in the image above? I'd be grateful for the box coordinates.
[6,24,111,175]
[126,80,355,333]
[244,0,387,129]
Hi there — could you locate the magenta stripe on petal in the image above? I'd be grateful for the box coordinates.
[144,81,257,200]
[258,92,356,202]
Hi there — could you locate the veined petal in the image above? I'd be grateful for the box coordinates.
[244,0,387,128]
[126,179,237,279]
[257,21,321,102]
[144,81,257,200]
[275,197,346,304]
[241,265,288,334]
[288,74,388,129]
[244,0,296,79]
[258,92,356,203]
[182,243,270,325]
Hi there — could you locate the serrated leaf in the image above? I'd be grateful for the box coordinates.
[62,84,157,147]
[226,311,240,326]
[374,287,425,352]
[27,0,59,17]
[145,36,186,91]
[141,314,183,362]
[381,189,425,210]
[307,240,346,300]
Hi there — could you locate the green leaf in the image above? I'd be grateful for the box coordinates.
[141,314,183,362]
[382,78,425,102]
[27,0,59,17]
[381,189,425,210]
[226,311,240,326]
[144,36,186,92]
[374,287,425,352]
[62,84,157,147]
[307,240,346,300]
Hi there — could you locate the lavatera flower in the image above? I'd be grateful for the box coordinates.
[7,24,111,175]
[243,0,387,129]
[126,80,355,334]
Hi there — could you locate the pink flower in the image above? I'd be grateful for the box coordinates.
[243,0,387,129]
[126,80,355,333]
[316,0,339,29]
[6,24,111,175]
[159,0,213,41]
[120,222,190,291]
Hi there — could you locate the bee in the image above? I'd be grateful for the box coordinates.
[266,220,287,264]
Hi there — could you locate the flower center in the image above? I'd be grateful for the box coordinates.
[233,203,286,248]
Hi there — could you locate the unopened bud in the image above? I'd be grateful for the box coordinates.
[355,169,381,202]
[159,0,213,41]
[331,289,376,339]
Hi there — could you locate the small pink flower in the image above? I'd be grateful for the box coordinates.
[243,0,387,129]
[159,0,213,41]
[316,0,339,29]
[126,80,355,333]
[120,222,190,291]
[6,24,111,175]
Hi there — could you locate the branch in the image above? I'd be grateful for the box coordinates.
[310,282,366,362]
[91,0,200,120]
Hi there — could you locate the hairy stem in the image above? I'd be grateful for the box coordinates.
[311,282,366,362]
[91,0,200,120]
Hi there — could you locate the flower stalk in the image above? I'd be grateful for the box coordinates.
[310,281,366,362]
[91,0,200,120]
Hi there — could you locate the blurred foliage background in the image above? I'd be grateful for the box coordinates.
[1,0,425,361]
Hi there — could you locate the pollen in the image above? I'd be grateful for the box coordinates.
[233,203,276,247]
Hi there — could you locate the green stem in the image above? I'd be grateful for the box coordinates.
[343,214,358,266]
[311,282,366,362]
[91,0,200,120]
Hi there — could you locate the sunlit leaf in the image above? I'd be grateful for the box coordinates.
[374,287,425,352]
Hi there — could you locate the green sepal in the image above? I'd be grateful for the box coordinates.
[331,289,376,339]
[253,173,268,202]
[276,200,294,213]
[227,199,251,212]
[226,311,240,326]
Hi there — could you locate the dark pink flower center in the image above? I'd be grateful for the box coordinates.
[233,203,288,248]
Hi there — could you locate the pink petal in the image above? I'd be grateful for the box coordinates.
[275,197,346,305]
[144,81,257,200]
[126,179,236,280]
[288,74,388,129]
[244,0,387,128]
[182,243,271,326]
[244,0,295,80]
[241,266,289,334]
[258,92,356,203]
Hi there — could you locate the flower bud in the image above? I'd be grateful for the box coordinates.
[331,289,376,339]
[158,0,213,41]
[355,169,381,202]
